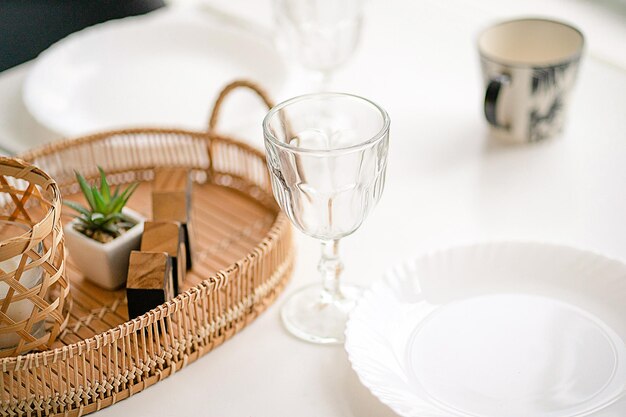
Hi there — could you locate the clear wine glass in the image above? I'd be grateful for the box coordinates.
[263,93,390,344]
[274,0,363,91]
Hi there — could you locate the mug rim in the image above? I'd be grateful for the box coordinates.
[477,17,585,69]
[262,92,390,156]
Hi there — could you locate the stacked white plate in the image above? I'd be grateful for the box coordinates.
[346,242,626,417]
[23,7,286,137]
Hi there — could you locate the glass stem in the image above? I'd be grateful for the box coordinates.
[318,70,333,92]
[319,239,343,300]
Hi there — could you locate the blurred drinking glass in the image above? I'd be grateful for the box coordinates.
[274,0,363,91]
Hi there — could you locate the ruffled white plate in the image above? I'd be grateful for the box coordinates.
[23,8,286,136]
[346,242,626,417]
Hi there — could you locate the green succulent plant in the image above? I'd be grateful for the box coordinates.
[64,168,139,242]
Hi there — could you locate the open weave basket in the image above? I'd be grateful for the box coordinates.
[0,157,70,358]
[1,80,294,417]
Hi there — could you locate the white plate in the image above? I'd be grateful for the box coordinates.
[346,242,626,417]
[23,8,286,137]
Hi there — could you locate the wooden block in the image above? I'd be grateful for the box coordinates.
[152,191,189,222]
[152,167,192,222]
[126,251,174,320]
[152,169,194,270]
[153,167,191,193]
[152,190,194,270]
[141,221,187,295]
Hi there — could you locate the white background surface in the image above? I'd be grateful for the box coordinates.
[1,0,626,416]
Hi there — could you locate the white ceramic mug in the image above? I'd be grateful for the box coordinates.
[478,18,584,143]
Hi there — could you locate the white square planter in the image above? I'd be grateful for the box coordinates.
[64,208,144,290]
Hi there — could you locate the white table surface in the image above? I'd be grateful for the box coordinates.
[2,1,626,416]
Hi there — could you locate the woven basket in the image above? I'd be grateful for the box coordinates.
[0,157,70,358]
[0,81,294,417]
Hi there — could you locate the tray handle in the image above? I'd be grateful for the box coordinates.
[208,80,275,133]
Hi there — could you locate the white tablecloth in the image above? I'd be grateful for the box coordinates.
[1,0,625,416]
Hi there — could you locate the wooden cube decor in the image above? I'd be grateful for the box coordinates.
[153,167,191,193]
[126,251,174,320]
[141,221,186,296]
[152,167,194,270]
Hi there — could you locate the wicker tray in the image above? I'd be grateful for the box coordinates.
[1,81,294,417]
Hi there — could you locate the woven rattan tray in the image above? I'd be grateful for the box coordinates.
[1,81,294,416]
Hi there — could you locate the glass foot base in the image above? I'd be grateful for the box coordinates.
[281,283,363,344]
